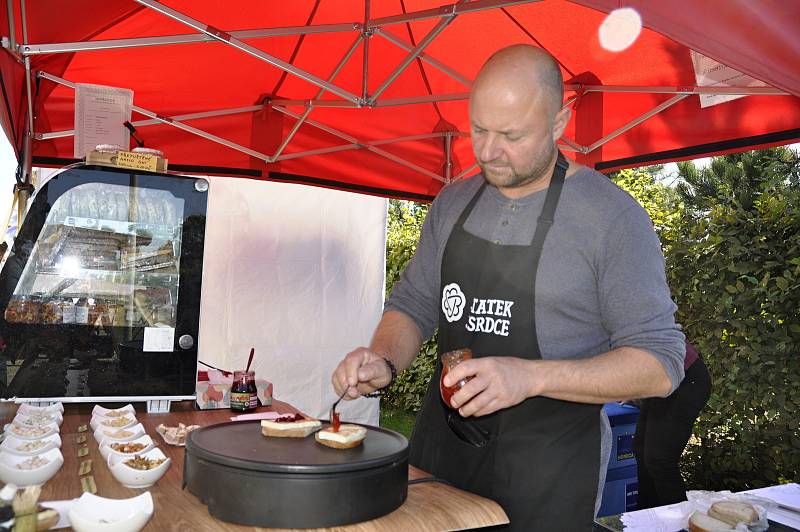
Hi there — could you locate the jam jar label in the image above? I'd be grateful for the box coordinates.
[230,392,252,411]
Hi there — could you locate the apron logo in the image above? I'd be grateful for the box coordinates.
[441,283,466,323]
[465,298,514,337]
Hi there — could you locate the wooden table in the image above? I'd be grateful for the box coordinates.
[1,401,509,531]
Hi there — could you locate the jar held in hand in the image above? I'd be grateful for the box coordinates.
[439,348,473,408]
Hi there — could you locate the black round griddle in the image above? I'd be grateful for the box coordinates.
[183,420,409,528]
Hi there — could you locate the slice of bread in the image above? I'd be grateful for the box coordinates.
[688,511,735,532]
[708,501,758,526]
[315,424,367,449]
[260,417,321,438]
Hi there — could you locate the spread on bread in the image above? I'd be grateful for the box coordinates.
[261,416,321,438]
[315,424,366,449]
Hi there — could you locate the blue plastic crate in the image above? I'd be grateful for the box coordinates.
[598,464,638,517]
[604,403,639,470]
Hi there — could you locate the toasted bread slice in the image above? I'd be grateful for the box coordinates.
[315,424,367,449]
[260,417,321,438]
[708,501,758,526]
[688,511,735,532]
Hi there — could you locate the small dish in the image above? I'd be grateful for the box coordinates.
[68,491,153,532]
[91,404,135,418]
[4,422,59,440]
[90,414,137,432]
[0,447,63,486]
[0,433,62,455]
[107,448,170,488]
[93,423,145,444]
[99,435,155,461]
[12,411,63,427]
[17,402,64,415]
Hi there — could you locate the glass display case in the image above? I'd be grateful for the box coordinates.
[0,165,208,400]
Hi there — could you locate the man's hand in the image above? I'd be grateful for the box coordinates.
[444,356,537,417]
[332,347,393,400]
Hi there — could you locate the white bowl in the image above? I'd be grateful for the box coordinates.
[93,423,145,444]
[17,402,64,415]
[0,448,63,486]
[91,404,135,418]
[68,491,153,532]
[98,435,155,461]
[107,448,170,488]
[4,422,59,440]
[90,414,137,432]
[0,433,62,455]
[13,411,63,427]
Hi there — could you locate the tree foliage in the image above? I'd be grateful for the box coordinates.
[616,147,800,491]
[382,200,437,413]
[667,147,800,490]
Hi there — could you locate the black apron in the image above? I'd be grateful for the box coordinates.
[408,153,602,531]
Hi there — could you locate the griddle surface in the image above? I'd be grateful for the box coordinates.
[186,420,407,474]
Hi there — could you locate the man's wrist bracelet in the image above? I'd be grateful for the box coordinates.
[362,358,397,398]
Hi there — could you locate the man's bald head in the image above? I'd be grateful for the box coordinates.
[468,45,572,197]
[473,45,564,118]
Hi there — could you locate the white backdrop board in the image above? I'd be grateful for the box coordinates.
[198,176,387,425]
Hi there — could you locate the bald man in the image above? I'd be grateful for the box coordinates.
[332,45,684,531]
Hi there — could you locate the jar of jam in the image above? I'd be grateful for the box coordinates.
[439,348,473,408]
[230,370,257,412]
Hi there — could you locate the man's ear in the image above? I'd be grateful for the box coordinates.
[552,105,572,142]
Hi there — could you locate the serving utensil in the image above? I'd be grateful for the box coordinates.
[329,386,350,432]
[245,347,255,373]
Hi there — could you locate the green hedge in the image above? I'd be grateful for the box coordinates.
[383,201,436,413]
[663,174,800,490]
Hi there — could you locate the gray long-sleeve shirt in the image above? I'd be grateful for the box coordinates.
[386,166,686,390]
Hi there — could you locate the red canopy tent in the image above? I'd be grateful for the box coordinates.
[1,0,799,200]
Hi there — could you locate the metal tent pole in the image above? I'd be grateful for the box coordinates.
[18,0,33,231]
[38,71,273,162]
[374,93,470,107]
[270,35,363,162]
[361,0,371,101]
[134,0,361,104]
[369,0,538,28]
[20,23,360,55]
[37,105,265,140]
[444,132,453,182]
[368,13,457,103]
[567,84,787,96]
[373,28,471,88]
[272,106,445,182]
[5,0,15,51]
[276,144,360,161]
[586,94,688,153]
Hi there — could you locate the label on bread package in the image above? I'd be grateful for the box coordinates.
[116,150,159,172]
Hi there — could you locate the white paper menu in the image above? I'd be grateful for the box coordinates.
[690,50,768,109]
[73,83,133,158]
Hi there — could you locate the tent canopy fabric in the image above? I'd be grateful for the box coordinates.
[1,0,799,200]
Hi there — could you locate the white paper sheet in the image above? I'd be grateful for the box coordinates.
[690,51,769,108]
[143,327,175,352]
[744,483,800,529]
[620,500,692,532]
[73,83,133,158]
